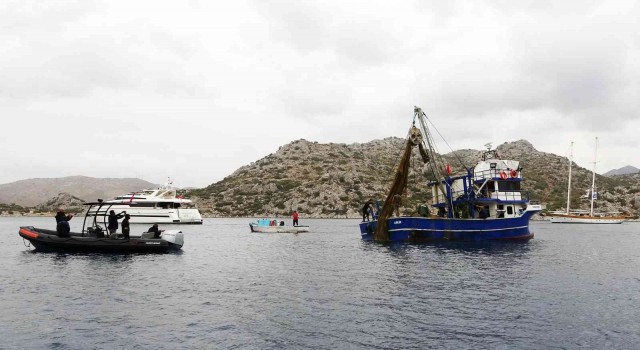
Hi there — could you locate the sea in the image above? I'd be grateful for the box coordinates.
[1,216,639,349]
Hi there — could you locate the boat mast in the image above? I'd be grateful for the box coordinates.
[414,107,450,210]
[589,137,598,216]
[566,142,573,215]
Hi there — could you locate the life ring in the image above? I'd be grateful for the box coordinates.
[499,171,508,179]
[510,169,518,178]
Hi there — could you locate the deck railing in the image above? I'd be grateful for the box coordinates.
[474,168,519,181]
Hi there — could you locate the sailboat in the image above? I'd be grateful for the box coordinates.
[549,138,625,224]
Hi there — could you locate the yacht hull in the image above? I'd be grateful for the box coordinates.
[86,206,203,224]
[549,215,624,224]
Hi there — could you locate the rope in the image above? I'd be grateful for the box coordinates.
[423,112,470,170]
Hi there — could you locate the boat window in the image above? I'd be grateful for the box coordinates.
[507,206,514,215]
[129,203,157,208]
[497,181,521,191]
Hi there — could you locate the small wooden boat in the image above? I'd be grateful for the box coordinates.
[249,219,310,233]
[18,201,184,254]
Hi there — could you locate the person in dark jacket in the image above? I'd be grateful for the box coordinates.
[121,214,131,239]
[362,199,374,222]
[148,223,161,238]
[55,209,73,237]
[107,210,125,235]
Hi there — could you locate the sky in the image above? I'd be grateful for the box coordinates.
[1,0,639,188]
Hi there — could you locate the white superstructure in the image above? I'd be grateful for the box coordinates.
[86,179,203,224]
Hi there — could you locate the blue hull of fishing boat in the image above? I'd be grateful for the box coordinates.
[359,211,538,242]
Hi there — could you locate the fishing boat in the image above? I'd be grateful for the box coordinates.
[85,178,203,225]
[549,139,625,224]
[359,106,542,242]
[19,201,184,253]
[249,219,310,233]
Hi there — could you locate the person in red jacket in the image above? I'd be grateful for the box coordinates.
[292,211,299,226]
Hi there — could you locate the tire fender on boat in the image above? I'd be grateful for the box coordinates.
[510,169,518,178]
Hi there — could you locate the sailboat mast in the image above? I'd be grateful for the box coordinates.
[589,137,598,216]
[566,142,573,215]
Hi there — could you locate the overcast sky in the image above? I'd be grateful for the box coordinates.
[1,0,639,188]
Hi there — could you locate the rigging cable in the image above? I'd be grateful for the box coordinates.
[422,111,470,170]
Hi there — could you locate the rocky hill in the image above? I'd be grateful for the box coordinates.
[3,141,639,219]
[187,139,640,218]
[0,176,157,207]
[604,165,639,177]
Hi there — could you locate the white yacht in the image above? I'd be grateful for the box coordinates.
[86,179,203,225]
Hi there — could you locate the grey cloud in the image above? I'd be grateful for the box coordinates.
[252,1,413,66]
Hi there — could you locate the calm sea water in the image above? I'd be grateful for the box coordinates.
[1,216,639,349]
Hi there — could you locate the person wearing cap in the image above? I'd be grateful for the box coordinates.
[54,209,73,237]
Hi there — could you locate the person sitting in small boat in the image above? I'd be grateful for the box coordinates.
[55,209,73,237]
[148,223,162,238]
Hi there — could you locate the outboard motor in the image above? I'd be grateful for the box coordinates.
[161,230,184,249]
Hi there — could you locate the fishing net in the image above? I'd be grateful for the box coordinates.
[373,127,421,241]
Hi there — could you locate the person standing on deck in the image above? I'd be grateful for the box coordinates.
[362,199,374,222]
[121,214,131,239]
[393,193,402,217]
[108,210,125,235]
[292,211,299,226]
